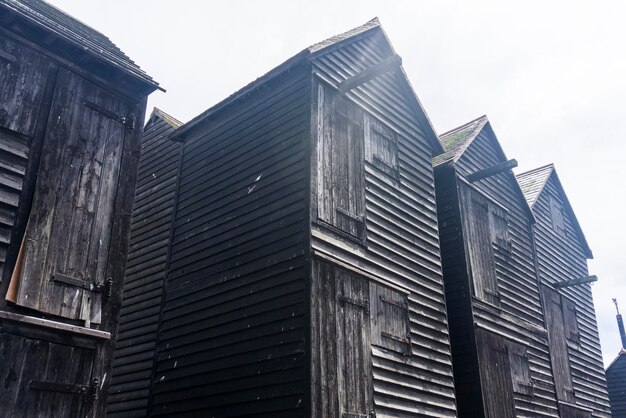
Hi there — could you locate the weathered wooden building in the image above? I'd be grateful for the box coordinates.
[606,301,626,417]
[517,164,611,417]
[111,18,459,417]
[108,108,183,417]
[434,116,564,417]
[0,0,158,416]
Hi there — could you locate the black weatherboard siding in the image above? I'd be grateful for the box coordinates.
[518,164,611,417]
[607,351,626,417]
[434,117,561,418]
[108,109,183,417]
[309,25,456,417]
[151,66,310,417]
[117,18,457,418]
[0,0,157,416]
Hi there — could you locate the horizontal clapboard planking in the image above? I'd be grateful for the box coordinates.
[150,68,310,417]
[309,27,457,417]
[457,130,559,417]
[434,119,561,418]
[108,109,182,418]
[523,167,611,417]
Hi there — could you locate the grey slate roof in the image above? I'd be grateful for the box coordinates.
[516,163,554,207]
[0,0,158,89]
[433,115,488,167]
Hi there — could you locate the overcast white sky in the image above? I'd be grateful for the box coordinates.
[47,0,626,366]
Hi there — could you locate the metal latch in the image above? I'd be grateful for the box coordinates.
[52,274,113,298]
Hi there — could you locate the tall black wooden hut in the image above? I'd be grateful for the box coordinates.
[112,18,459,417]
[0,0,158,416]
[108,108,183,416]
[433,116,562,417]
[517,164,611,417]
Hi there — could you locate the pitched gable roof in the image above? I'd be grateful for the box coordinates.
[433,115,488,167]
[516,164,554,207]
[170,18,442,153]
[435,115,535,221]
[0,0,158,90]
[517,164,593,258]
[145,107,183,130]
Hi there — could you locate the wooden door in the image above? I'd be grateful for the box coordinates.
[462,187,500,305]
[317,84,365,240]
[14,68,130,324]
[0,331,96,418]
[542,285,576,404]
[476,329,516,418]
[336,269,373,418]
[0,32,53,283]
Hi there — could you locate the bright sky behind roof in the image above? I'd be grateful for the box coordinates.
[46,0,626,366]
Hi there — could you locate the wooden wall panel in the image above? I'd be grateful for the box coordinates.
[439,128,561,417]
[150,68,309,417]
[533,175,611,416]
[310,29,457,417]
[108,112,182,417]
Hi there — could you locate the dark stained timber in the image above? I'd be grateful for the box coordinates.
[0,1,156,416]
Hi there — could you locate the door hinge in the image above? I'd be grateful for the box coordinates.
[82,99,136,131]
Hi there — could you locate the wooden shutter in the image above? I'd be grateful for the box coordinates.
[465,190,500,305]
[490,206,511,252]
[0,33,52,284]
[508,342,533,396]
[562,296,580,344]
[364,116,399,180]
[550,195,566,237]
[370,283,411,355]
[542,285,576,403]
[476,329,516,418]
[317,84,365,239]
[336,269,373,418]
[14,68,130,324]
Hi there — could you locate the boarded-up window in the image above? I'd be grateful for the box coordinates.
[370,283,411,355]
[465,189,500,306]
[317,84,365,239]
[550,195,566,237]
[365,116,399,180]
[490,206,512,253]
[509,343,533,396]
[542,285,576,404]
[562,296,580,345]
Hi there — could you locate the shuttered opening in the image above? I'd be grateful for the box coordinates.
[3,65,131,326]
[542,285,577,404]
[317,85,365,241]
[476,329,533,418]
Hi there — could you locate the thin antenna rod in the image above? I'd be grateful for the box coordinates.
[614,299,626,349]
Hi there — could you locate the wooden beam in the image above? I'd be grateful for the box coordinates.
[467,159,518,182]
[339,54,402,93]
[554,275,598,288]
